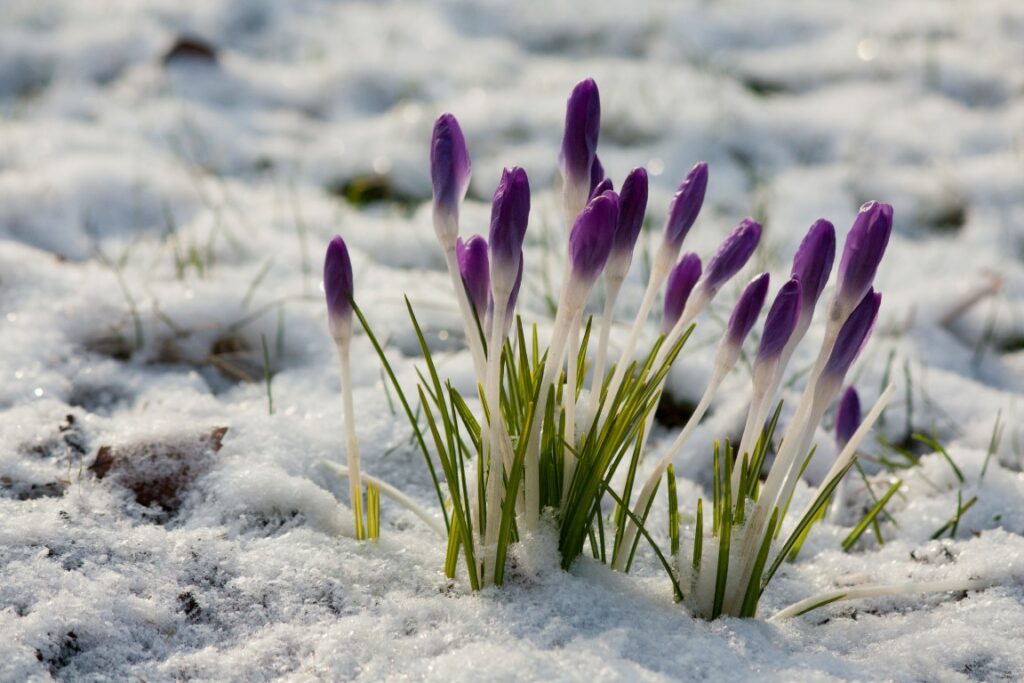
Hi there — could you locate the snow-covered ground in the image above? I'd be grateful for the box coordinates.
[2,0,1024,680]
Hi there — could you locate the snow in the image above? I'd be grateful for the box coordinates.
[2,0,1024,680]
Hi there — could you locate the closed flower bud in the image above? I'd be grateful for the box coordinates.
[835,386,861,447]
[703,218,762,295]
[456,235,490,322]
[324,235,354,343]
[756,278,802,364]
[590,177,613,200]
[661,252,702,335]
[430,114,471,242]
[791,219,836,321]
[488,167,531,293]
[663,162,708,251]
[836,202,892,313]
[569,191,619,288]
[725,272,770,350]
[823,289,882,381]
[560,78,601,214]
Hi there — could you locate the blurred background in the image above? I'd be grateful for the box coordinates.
[1,0,1023,441]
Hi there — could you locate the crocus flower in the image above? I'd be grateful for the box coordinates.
[725,273,770,350]
[662,253,702,334]
[560,78,600,213]
[456,235,490,322]
[503,257,524,336]
[324,235,354,343]
[568,191,619,288]
[590,155,606,196]
[835,386,861,447]
[591,177,613,200]
[430,114,471,242]
[836,202,892,313]
[823,289,882,381]
[756,278,802,364]
[663,162,709,251]
[791,219,836,321]
[613,167,648,258]
[702,218,762,294]
[488,167,531,293]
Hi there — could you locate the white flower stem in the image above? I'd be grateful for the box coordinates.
[586,276,623,420]
[600,245,675,424]
[317,461,446,538]
[562,309,583,501]
[483,285,512,581]
[335,340,364,540]
[732,361,782,493]
[770,577,995,621]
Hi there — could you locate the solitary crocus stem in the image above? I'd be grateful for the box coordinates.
[613,273,769,571]
[430,114,488,382]
[770,576,994,621]
[599,164,708,422]
[324,236,364,540]
[482,169,531,575]
[318,461,446,538]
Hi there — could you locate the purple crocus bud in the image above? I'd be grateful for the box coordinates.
[756,278,802,364]
[324,235,354,342]
[835,386,861,447]
[725,273,770,350]
[703,218,762,294]
[662,162,709,251]
[823,289,882,381]
[456,235,490,321]
[836,202,893,313]
[661,252,701,334]
[488,167,530,293]
[590,177,613,200]
[613,167,648,257]
[430,114,471,242]
[791,219,836,320]
[590,155,606,195]
[568,191,619,288]
[560,79,600,212]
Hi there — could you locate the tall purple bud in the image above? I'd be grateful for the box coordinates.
[568,191,619,289]
[835,386,861,448]
[663,162,709,252]
[560,79,601,215]
[488,167,530,295]
[756,278,802,364]
[590,177,613,200]
[791,219,836,323]
[662,253,701,334]
[823,289,882,382]
[725,273,770,350]
[456,235,490,321]
[836,202,892,315]
[604,167,648,283]
[430,114,471,243]
[324,235,354,343]
[702,218,762,295]
[589,155,606,196]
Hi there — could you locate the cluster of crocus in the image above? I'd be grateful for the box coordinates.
[320,78,988,619]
